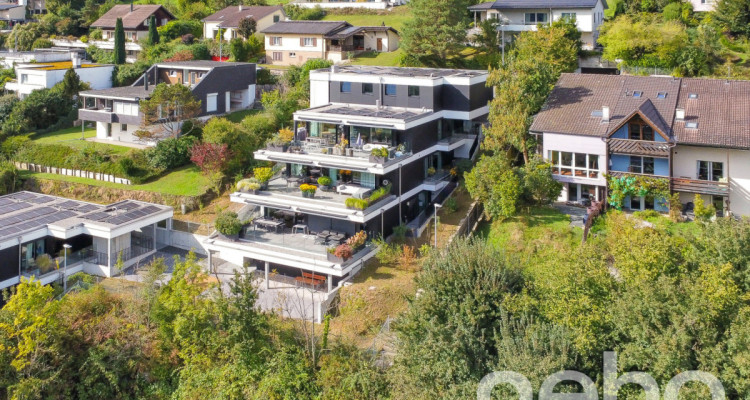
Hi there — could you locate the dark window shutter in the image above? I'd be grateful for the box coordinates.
[312,38,317,46]
[300,37,304,46]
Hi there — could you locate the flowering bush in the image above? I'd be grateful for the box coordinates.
[299,184,317,194]
[253,167,274,183]
[334,244,353,260]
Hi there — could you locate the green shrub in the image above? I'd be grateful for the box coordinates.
[0,135,30,157]
[253,167,274,183]
[345,197,369,210]
[694,194,716,221]
[370,147,389,158]
[157,20,202,42]
[284,4,326,20]
[112,61,149,86]
[392,223,408,241]
[368,184,391,204]
[632,209,661,221]
[31,38,53,49]
[215,211,243,236]
[89,28,103,40]
[444,196,458,213]
[317,176,332,186]
[147,136,196,169]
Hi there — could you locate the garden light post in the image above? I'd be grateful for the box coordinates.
[63,244,72,292]
[434,203,442,248]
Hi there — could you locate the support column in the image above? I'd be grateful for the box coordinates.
[207,251,213,273]
[107,238,112,276]
[327,274,333,293]
[264,261,270,289]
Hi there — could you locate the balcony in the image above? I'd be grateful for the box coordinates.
[20,246,94,280]
[609,138,671,157]
[78,107,115,123]
[671,177,729,197]
[231,178,397,223]
[255,140,413,174]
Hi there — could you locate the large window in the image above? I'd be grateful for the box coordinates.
[362,83,373,95]
[561,12,576,21]
[384,84,397,96]
[340,81,351,93]
[351,126,394,146]
[525,12,548,24]
[698,160,723,181]
[628,120,655,140]
[549,151,599,178]
[408,86,420,97]
[352,171,376,188]
[310,122,339,144]
[629,156,655,174]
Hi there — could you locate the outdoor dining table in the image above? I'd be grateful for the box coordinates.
[254,218,284,233]
[286,176,302,190]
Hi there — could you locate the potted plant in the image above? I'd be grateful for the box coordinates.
[345,230,367,251]
[253,167,274,190]
[299,183,317,198]
[317,176,332,190]
[266,128,294,152]
[328,243,353,263]
[215,211,243,241]
[236,178,261,194]
[427,167,436,176]
[369,147,389,163]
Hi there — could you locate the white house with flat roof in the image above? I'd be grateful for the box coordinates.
[5,54,114,99]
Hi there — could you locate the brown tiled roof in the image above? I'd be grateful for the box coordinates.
[90,5,175,29]
[202,5,284,28]
[261,21,351,35]
[606,98,671,139]
[674,78,750,149]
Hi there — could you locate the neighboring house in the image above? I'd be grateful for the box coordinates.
[0,2,25,27]
[90,4,175,42]
[261,21,399,66]
[5,54,114,99]
[468,0,607,50]
[0,191,173,293]
[0,49,84,68]
[51,37,142,63]
[78,60,256,145]
[690,0,716,12]
[207,65,493,293]
[530,73,750,216]
[202,5,285,41]
[18,0,44,15]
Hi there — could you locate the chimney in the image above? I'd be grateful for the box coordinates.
[602,106,610,122]
[130,0,133,12]
[675,108,685,121]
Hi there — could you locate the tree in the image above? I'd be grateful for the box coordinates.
[465,155,522,219]
[190,142,232,192]
[520,155,563,206]
[237,17,257,39]
[138,83,202,139]
[56,68,88,101]
[5,23,44,51]
[229,37,249,62]
[147,15,159,45]
[484,25,577,162]
[598,14,688,68]
[2,88,73,137]
[398,0,470,65]
[114,17,125,64]
[714,0,750,37]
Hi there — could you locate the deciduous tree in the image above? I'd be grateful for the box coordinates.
[138,83,202,139]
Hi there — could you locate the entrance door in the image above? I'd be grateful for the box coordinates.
[376,38,383,51]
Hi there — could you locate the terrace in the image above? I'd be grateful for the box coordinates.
[231,177,397,222]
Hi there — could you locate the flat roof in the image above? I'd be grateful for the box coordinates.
[17,61,112,71]
[314,65,487,79]
[0,192,172,243]
[297,103,433,123]
[156,60,254,69]
[80,85,154,100]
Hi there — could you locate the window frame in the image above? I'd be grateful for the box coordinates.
[362,83,374,95]
[340,81,352,93]
[548,150,600,179]
[270,36,282,46]
[407,85,420,97]
[303,37,315,47]
[697,160,724,181]
[384,84,397,96]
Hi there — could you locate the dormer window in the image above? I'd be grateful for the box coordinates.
[657,92,667,99]
[632,91,643,98]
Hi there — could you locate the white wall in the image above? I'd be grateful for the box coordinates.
[542,132,608,186]
[309,78,329,107]
[265,33,326,53]
[690,0,716,12]
[673,145,750,216]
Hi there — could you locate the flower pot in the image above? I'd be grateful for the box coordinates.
[346,148,354,157]
[251,189,259,195]
[327,253,345,263]
[260,182,269,190]
[369,155,386,163]
[219,232,239,241]
[267,144,288,152]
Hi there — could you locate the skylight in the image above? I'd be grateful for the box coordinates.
[657,92,667,99]
[633,91,643,98]
[688,93,698,99]
[686,122,698,129]
[591,110,603,117]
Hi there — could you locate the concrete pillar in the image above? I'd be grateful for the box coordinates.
[327,274,333,293]
[264,262,270,289]
[207,251,213,273]
[107,238,112,276]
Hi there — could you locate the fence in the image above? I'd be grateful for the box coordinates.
[172,219,214,236]
[450,201,484,243]
[15,162,132,185]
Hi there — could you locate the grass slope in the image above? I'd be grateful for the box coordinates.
[30,126,132,155]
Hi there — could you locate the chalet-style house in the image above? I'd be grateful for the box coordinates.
[90,4,175,42]
[468,0,607,50]
[530,73,750,216]
[78,61,256,145]
[202,5,286,41]
[0,191,172,293]
[260,21,399,66]
[206,66,492,292]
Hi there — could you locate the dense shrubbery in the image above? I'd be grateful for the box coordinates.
[1,88,74,138]
[157,20,202,42]
[284,4,327,20]
[146,136,197,170]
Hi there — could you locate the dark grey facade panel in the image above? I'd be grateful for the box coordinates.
[470,82,494,111]
[0,246,19,282]
[440,85,471,112]
[192,64,257,116]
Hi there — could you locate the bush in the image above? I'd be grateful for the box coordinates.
[284,4,326,20]
[157,20,202,42]
[257,68,277,85]
[2,88,73,137]
[89,28,103,40]
[632,209,662,221]
[181,34,194,45]
[215,211,243,236]
[444,196,458,213]
[694,194,716,221]
[80,35,88,43]
[334,244,353,260]
[147,136,196,169]
[229,38,250,62]
[345,197,369,210]
[392,223,408,241]
[112,61,149,86]
[368,184,391,204]
[253,167,274,183]
[0,135,30,157]
[31,38,53,49]
[370,147,389,158]
[317,176,332,186]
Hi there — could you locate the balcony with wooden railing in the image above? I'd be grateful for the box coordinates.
[671,177,729,196]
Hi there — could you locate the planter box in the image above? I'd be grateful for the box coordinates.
[219,233,239,241]
[369,155,386,163]
[327,253,347,263]
[267,144,288,152]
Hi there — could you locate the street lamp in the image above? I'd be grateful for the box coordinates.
[433,203,442,248]
[62,244,72,292]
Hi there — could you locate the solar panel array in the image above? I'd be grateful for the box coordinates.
[0,210,78,238]
[81,203,164,225]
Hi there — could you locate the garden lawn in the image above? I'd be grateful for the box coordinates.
[350,49,404,67]
[29,126,132,155]
[322,7,412,31]
[21,165,210,197]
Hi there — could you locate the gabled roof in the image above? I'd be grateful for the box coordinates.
[606,98,671,140]
[324,25,398,39]
[531,73,750,150]
[90,5,175,30]
[261,20,352,35]
[202,5,284,28]
[469,0,605,11]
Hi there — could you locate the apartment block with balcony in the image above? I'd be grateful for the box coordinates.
[207,66,492,292]
[532,73,750,216]
[78,60,256,145]
[468,0,607,50]
[0,192,173,295]
[260,21,399,66]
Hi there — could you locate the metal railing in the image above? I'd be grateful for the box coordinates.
[91,244,154,267]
